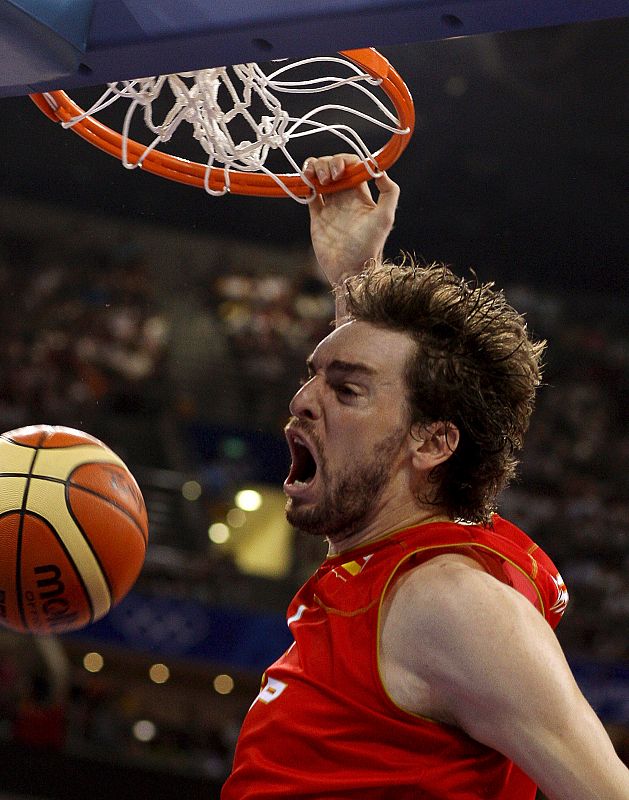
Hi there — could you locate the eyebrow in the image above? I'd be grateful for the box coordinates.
[306,357,377,378]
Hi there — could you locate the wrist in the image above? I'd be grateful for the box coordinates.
[326,255,379,288]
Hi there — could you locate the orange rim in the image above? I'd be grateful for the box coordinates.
[29,48,415,198]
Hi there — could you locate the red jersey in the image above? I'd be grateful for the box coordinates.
[222,515,568,799]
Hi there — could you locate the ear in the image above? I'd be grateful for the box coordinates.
[408,420,459,472]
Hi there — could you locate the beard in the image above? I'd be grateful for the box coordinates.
[285,426,405,543]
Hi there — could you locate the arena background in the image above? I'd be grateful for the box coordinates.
[0,15,627,800]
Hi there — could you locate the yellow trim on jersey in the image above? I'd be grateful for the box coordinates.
[314,594,380,618]
[375,541,547,727]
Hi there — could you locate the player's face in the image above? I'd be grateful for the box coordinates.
[284,320,416,543]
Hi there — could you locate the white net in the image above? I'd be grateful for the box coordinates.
[60,55,411,202]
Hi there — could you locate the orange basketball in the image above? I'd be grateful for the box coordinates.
[0,424,148,634]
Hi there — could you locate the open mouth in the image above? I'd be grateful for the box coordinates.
[285,431,319,489]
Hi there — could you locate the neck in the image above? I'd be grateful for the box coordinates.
[325,502,450,557]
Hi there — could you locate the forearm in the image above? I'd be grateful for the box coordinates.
[327,246,384,326]
[332,272,356,327]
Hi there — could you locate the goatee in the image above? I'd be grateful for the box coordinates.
[286,426,405,543]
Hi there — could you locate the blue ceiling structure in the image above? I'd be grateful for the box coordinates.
[0,0,627,96]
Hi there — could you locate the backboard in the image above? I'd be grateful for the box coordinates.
[1,0,627,98]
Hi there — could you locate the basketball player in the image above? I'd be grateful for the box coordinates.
[221,155,629,799]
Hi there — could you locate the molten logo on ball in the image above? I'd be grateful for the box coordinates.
[30,564,79,630]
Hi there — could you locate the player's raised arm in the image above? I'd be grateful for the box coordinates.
[385,559,629,800]
[304,154,400,324]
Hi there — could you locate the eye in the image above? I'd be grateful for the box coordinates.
[334,384,359,400]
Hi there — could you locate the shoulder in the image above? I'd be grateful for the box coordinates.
[386,551,529,625]
[381,553,562,723]
[381,559,629,800]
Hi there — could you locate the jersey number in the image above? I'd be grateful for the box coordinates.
[252,676,288,708]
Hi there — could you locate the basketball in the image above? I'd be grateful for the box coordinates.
[0,424,148,635]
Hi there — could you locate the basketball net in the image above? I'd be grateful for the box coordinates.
[31,49,414,202]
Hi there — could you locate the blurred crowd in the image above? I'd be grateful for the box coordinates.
[0,211,627,782]
[499,286,629,661]
[0,234,169,465]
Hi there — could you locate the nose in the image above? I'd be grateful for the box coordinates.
[289,376,321,420]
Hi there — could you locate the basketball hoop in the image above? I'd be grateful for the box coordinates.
[30,48,414,202]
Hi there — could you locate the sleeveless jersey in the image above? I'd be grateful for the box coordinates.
[221,515,568,799]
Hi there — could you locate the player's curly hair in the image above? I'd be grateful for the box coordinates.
[344,258,545,524]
